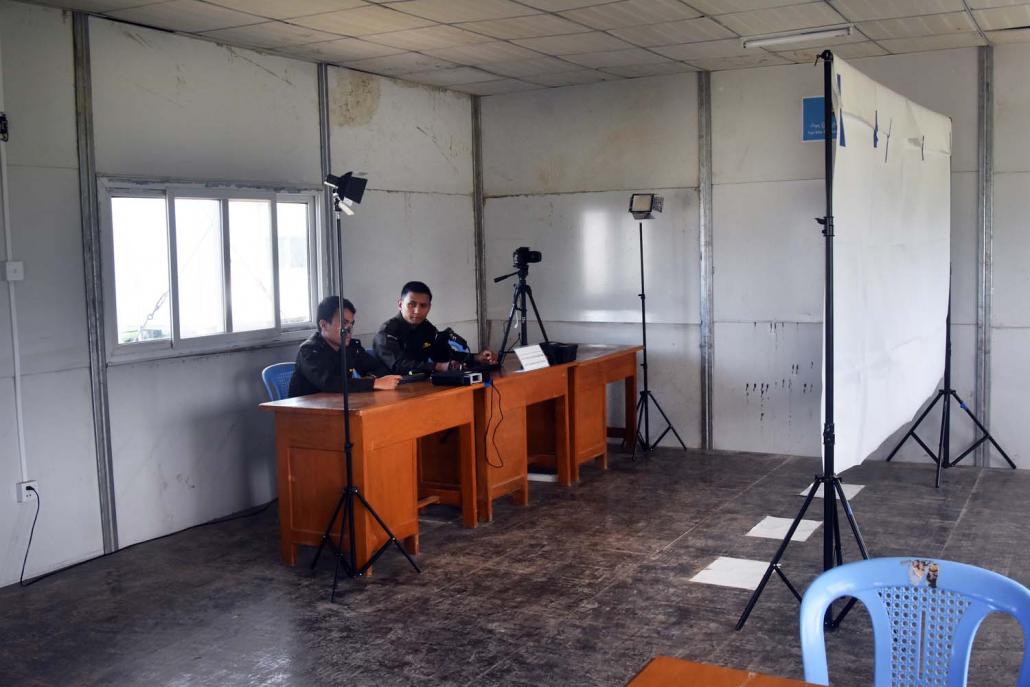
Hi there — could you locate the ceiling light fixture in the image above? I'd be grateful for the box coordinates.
[742,24,853,50]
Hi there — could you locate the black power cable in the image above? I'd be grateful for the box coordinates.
[15,491,276,588]
[19,486,40,587]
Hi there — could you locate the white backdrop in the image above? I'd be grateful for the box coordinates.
[827,56,953,472]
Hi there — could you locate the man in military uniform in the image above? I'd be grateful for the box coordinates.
[288,296,401,397]
[374,281,495,375]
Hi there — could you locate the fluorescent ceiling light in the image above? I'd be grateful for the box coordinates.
[742,24,852,50]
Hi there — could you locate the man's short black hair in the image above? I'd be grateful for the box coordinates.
[316,296,356,325]
[400,281,432,300]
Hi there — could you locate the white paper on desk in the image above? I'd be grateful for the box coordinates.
[513,345,549,371]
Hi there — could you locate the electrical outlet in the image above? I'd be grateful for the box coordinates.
[16,481,37,503]
[2,261,24,282]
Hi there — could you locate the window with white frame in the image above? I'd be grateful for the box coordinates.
[102,180,321,357]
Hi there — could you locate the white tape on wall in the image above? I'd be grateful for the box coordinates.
[826,57,952,473]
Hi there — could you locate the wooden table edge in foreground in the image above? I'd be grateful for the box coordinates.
[626,656,816,687]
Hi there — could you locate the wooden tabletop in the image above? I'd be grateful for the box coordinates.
[627,657,816,687]
[490,343,642,379]
[259,381,471,415]
[260,344,643,415]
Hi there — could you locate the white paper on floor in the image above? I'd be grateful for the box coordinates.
[746,516,822,542]
[689,556,770,591]
[799,482,864,499]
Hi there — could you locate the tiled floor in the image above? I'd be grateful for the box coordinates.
[1,448,1027,686]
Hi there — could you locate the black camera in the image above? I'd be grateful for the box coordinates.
[513,246,542,268]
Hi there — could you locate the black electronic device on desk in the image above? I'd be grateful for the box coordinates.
[431,370,483,387]
[398,372,429,385]
[539,341,578,365]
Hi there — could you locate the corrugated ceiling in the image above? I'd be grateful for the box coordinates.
[23,0,1030,94]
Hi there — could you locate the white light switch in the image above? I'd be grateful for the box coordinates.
[2,261,24,282]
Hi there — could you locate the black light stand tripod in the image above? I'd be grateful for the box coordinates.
[309,172,420,600]
[885,298,1015,486]
[628,198,687,458]
[736,51,869,631]
[495,248,549,363]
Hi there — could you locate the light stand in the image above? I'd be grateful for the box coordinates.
[628,194,687,457]
[884,292,1015,485]
[736,52,869,631]
[309,172,420,600]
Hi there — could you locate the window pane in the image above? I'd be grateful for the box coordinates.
[111,197,171,343]
[276,202,311,325]
[229,199,275,332]
[175,198,225,338]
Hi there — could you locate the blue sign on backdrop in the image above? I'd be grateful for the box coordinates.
[803,96,836,141]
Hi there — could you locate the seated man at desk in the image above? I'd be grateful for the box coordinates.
[374,281,495,375]
[288,296,401,397]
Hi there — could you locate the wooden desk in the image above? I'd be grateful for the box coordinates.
[627,657,815,687]
[477,360,570,521]
[261,384,475,573]
[567,345,641,482]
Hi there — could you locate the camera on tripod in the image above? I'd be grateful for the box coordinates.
[512,246,542,268]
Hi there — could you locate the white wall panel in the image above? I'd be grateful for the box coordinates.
[712,64,823,185]
[108,345,292,547]
[713,180,824,324]
[713,321,822,457]
[328,67,472,195]
[994,42,1030,174]
[989,328,1030,468]
[91,17,321,186]
[851,48,977,173]
[5,166,88,374]
[17,368,103,578]
[0,1,77,170]
[484,189,700,326]
[991,172,1030,328]
[0,380,29,586]
[340,190,477,341]
[482,74,699,196]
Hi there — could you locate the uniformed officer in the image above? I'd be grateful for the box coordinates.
[288,296,401,397]
[373,281,495,375]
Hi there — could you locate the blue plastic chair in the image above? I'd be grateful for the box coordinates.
[800,557,1030,686]
[261,362,295,401]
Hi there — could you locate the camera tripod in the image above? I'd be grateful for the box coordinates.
[495,262,549,362]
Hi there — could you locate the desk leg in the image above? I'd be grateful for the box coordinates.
[556,391,573,486]
[624,370,638,453]
[459,421,477,528]
[274,424,297,566]
[405,534,420,556]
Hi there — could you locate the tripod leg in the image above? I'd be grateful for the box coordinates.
[354,490,421,575]
[952,391,1017,469]
[645,391,689,451]
[311,489,347,570]
[885,390,943,462]
[736,480,821,631]
[832,479,869,559]
[833,511,844,567]
[330,492,353,602]
[498,294,519,362]
[524,285,550,343]
[631,395,648,459]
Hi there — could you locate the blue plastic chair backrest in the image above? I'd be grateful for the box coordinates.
[800,556,1030,686]
[261,362,295,401]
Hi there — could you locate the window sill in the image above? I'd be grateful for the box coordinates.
[106,329,311,367]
